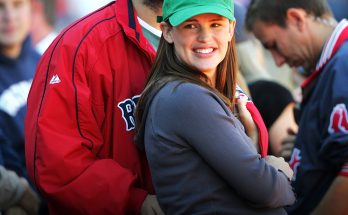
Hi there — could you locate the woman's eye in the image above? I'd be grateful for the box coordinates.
[211,23,223,28]
[184,24,196,29]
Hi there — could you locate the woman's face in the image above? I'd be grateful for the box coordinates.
[162,13,235,81]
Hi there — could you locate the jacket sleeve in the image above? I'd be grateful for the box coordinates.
[320,55,348,167]
[25,39,147,215]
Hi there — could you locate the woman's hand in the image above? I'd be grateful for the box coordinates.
[265,155,294,180]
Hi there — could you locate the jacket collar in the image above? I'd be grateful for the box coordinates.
[115,0,156,59]
[316,19,348,71]
[302,19,348,89]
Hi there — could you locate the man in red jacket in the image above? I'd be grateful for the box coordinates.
[25,0,164,214]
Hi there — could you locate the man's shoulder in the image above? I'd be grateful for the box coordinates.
[326,41,348,76]
[56,3,122,49]
[334,40,348,59]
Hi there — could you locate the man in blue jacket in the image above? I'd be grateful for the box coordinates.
[246,0,348,214]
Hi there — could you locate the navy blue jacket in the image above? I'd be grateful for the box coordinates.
[0,37,40,178]
[287,20,348,214]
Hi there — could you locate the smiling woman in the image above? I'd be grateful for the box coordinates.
[135,0,296,214]
[161,13,234,84]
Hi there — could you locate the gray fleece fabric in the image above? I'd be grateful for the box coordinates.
[138,81,295,215]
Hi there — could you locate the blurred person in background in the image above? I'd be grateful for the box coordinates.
[0,0,39,179]
[249,80,298,161]
[0,0,47,213]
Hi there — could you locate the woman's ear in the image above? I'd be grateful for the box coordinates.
[228,21,236,41]
[161,22,174,43]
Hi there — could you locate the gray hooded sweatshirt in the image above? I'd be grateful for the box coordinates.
[136,81,295,215]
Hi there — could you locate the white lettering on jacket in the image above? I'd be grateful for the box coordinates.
[0,80,32,116]
[117,95,140,131]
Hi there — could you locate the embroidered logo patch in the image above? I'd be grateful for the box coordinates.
[117,95,140,131]
[49,74,61,84]
[328,103,348,134]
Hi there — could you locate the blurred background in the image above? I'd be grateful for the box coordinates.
[36,0,348,94]
[54,0,114,31]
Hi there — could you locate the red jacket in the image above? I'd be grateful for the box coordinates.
[25,0,156,214]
